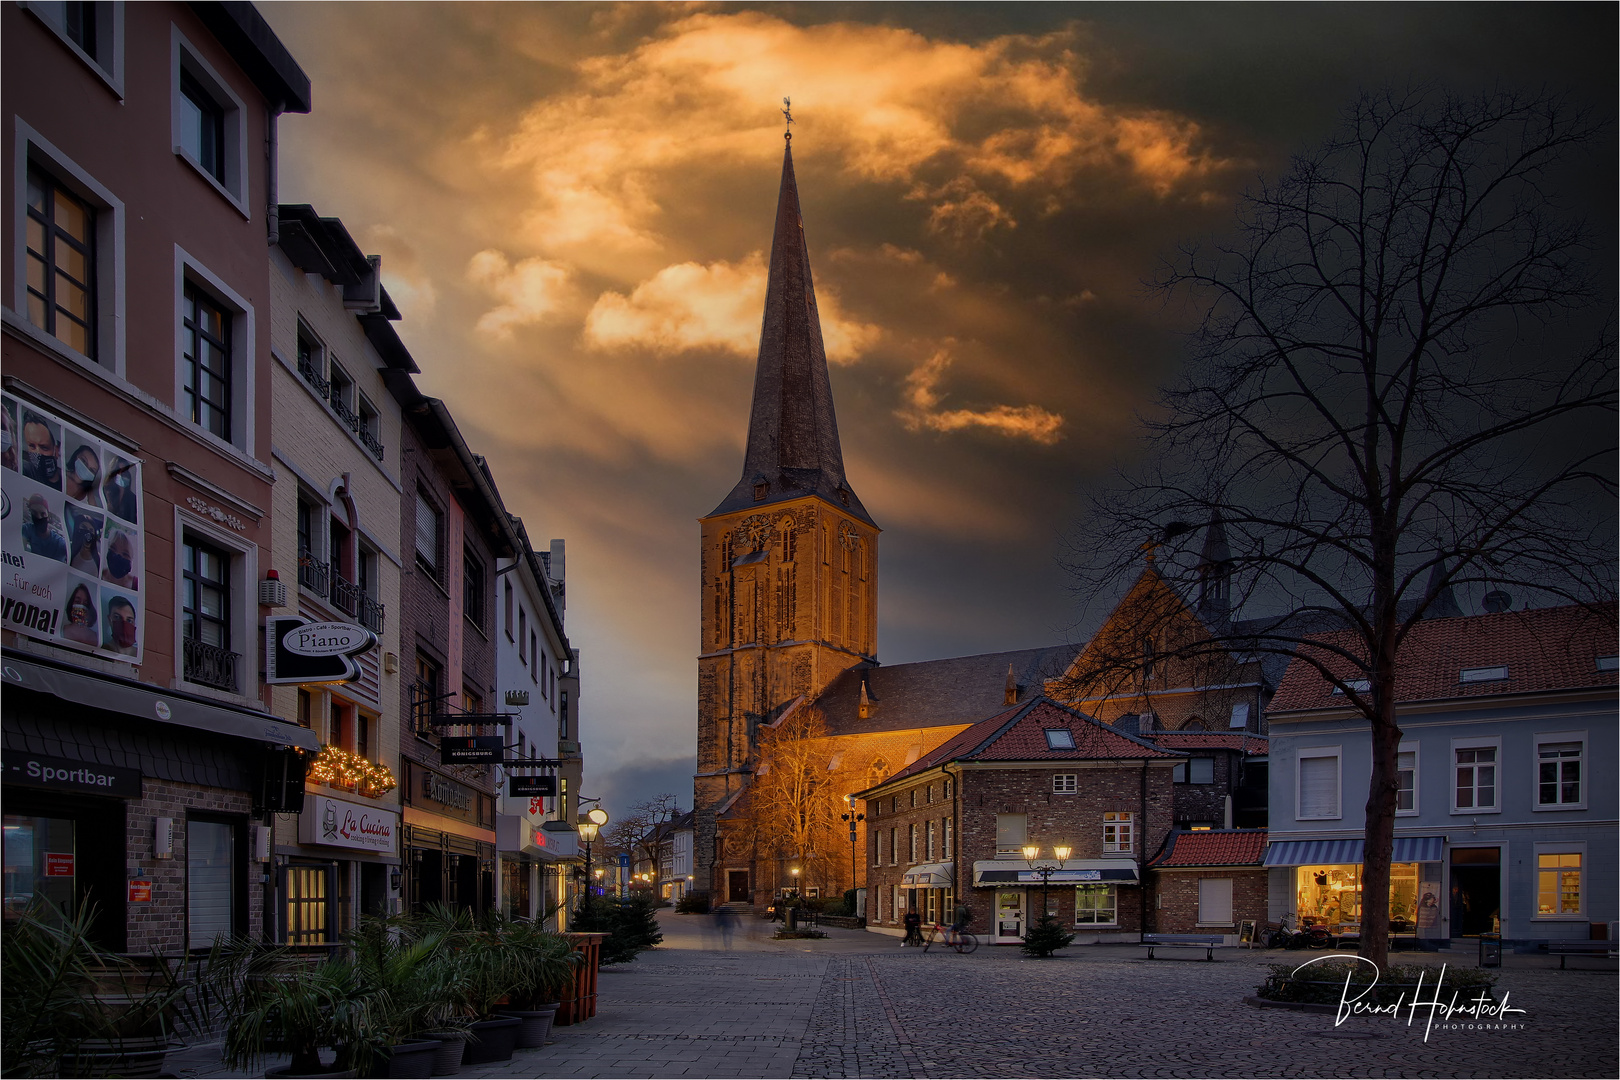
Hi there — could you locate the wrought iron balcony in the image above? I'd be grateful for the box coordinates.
[184,637,239,692]
[298,358,331,398]
[331,395,361,434]
[330,573,360,617]
[298,550,330,594]
[357,424,384,461]
[357,592,386,633]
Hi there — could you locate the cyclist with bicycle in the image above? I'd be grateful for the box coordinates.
[951,901,973,936]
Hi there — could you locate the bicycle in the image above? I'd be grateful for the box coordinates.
[922,922,979,954]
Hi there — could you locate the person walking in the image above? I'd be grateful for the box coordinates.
[902,906,923,947]
[714,905,737,950]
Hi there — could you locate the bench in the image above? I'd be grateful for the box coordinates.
[1141,933,1225,961]
[1547,940,1618,969]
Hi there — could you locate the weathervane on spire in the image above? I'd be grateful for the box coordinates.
[782,96,793,142]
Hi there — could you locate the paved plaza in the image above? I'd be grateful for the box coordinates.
[172,912,1618,1079]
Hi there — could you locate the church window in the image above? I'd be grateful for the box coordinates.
[721,532,733,569]
[822,524,831,564]
[780,520,796,562]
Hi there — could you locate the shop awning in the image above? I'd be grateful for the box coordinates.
[901,862,955,887]
[1264,836,1445,866]
[972,859,1139,886]
[2,653,320,751]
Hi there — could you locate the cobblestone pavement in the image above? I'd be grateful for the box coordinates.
[169,913,1618,1079]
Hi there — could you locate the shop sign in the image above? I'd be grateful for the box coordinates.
[4,752,142,798]
[127,879,152,902]
[421,770,472,811]
[299,794,398,854]
[2,393,145,663]
[439,735,504,765]
[44,852,74,877]
[265,615,376,685]
[508,774,555,797]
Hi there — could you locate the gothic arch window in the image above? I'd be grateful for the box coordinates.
[869,758,888,784]
[779,517,796,562]
[721,531,734,571]
[1182,717,1207,731]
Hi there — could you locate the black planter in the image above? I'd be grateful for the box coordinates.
[59,1037,172,1078]
[266,1067,360,1079]
[421,1030,467,1077]
[460,1016,521,1065]
[369,1039,442,1079]
[507,1003,561,1048]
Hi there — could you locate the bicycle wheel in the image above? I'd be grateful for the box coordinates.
[954,932,979,954]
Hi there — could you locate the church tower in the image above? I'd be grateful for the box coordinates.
[693,136,879,900]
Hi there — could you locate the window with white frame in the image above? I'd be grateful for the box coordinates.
[1397,744,1418,814]
[1297,748,1341,820]
[1535,734,1584,809]
[172,30,247,208]
[1535,848,1583,917]
[1452,739,1499,812]
[1074,883,1116,925]
[925,820,936,860]
[889,827,897,866]
[908,824,918,863]
[873,829,881,866]
[1052,773,1077,794]
[943,817,952,859]
[25,2,123,88]
[1197,878,1234,926]
[1102,811,1133,853]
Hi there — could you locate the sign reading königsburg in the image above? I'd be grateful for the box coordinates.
[439,735,504,764]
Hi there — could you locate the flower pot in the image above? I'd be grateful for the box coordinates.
[59,1037,172,1078]
[507,1003,561,1048]
[422,1031,468,1077]
[266,1067,360,1079]
[372,1039,442,1079]
[460,1015,521,1065]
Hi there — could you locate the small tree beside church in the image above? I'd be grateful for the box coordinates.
[747,707,858,897]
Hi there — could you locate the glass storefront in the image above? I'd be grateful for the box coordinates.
[3,815,76,920]
[1296,862,1418,928]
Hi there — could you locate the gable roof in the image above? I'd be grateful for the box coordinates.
[860,696,1181,793]
[1269,603,1618,712]
[1149,828,1268,869]
[817,645,1080,736]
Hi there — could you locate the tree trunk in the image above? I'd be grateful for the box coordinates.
[1361,625,1403,969]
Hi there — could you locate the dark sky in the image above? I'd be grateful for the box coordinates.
[261,2,1617,819]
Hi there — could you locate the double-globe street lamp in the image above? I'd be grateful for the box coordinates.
[1022,843,1072,924]
[840,804,865,902]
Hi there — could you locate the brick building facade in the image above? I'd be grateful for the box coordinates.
[1147,828,1269,939]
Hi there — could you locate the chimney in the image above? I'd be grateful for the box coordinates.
[1004,663,1019,706]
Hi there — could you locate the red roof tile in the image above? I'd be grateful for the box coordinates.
[1148,732,1269,753]
[1269,604,1617,713]
[1150,829,1268,868]
[866,697,1182,791]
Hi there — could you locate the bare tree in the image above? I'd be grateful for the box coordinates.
[1068,88,1616,966]
[746,708,857,896]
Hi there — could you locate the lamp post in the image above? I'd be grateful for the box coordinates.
[1022,844,1072,923]
[578,806,608,899]
[840,804,865,900]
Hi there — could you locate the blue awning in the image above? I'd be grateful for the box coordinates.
[1264,837,1445,866]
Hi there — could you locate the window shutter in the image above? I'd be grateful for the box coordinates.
[1198,878,1233,925]
[1190,758,1215,784]
[415,492,438,567]
[995,813,1028,849]
[187,821,235,948]
[1300,756,1338,817]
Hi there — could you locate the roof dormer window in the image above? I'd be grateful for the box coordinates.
[1459,666,1508,684]
[1043,728,1075,750]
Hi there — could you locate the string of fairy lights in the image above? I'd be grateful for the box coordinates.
[305,744,398,797]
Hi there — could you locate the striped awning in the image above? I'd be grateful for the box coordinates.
[1263,837,1445,866]
[901,862,955,887]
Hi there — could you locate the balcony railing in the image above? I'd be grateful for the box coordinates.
[357,423,384,461]
[184,637,240,692]
[298,550,330,595]
[357,592,385,633]
[331,396,361,434]
[298,358,331,398]
[330,573,360,617]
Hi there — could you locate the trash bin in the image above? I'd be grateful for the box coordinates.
[1479,933,1501,968]
[785,906,798,931]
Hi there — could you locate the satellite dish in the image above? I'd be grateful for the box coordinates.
[1481,590,1513,614]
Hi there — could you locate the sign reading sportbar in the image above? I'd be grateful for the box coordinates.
[299,793,398,854]
[265,616,377,685]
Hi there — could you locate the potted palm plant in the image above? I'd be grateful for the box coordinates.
[450,923,523,1065]
[217,945,373,1078]
[500,921,579,1049]
[348,916,462,1079]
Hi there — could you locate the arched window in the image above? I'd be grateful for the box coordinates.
[1182,717,1207,731]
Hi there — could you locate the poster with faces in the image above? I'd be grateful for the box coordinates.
[2,393,143,663]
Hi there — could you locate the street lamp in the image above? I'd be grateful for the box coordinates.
[1023,844,1072,923]
[840,803,865,899]
[578,807,608,898]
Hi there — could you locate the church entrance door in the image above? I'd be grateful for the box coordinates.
[727,870,750,903]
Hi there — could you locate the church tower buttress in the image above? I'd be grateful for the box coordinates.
[694,137,878,899]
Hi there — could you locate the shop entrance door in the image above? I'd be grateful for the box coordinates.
[727,870,750,903]
[994,890,1026,943]
[1449,847,1501,937]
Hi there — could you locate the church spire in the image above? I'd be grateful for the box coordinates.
[710,137,874,526]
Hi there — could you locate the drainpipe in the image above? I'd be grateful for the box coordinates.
[266,104,283,244]
[1140,760,1149,936]
[943,762,963,926]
